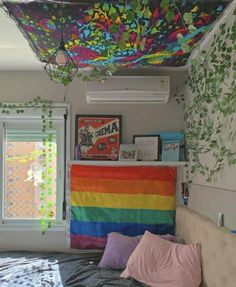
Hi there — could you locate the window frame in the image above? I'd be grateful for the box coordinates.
[0,104,70,230]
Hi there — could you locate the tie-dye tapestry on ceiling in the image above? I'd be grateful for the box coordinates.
[2,0,230,68]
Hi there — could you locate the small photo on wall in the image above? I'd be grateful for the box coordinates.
[133,135,160,161]
[162,140,180,161]
[119,144,138,161]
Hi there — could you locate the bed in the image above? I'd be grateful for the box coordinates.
[0,251,145,287]
[176,206,236,287]
[1,206,236,287]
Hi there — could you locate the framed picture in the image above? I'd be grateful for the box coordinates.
[75,114,121,160]
[119,144,138,161]
[133,135,160,161]
[161,140,180,161]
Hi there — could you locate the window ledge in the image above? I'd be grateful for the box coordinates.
[0,224,66,232]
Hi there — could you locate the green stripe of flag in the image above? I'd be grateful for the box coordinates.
[71,206,175,225]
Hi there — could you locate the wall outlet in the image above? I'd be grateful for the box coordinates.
[217,212,224,227]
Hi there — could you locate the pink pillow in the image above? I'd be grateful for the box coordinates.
[98,232,177,269]
[121,231,201,287]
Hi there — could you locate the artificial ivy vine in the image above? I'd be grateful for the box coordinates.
[39,98,55,232]
[183,8,236,184]
[0,98,55,232]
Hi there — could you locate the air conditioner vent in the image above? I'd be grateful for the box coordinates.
[86,76,170,104]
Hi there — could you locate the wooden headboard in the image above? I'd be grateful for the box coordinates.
[176,206,236,287]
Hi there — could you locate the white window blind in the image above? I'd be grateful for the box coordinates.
[5,129,57,142]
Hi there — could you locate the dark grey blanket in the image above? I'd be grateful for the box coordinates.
[0,252,146,287]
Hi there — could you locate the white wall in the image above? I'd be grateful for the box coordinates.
[187,2,236,230]
[0,70,185,155]
[189,185,236,230]
[0,69,185,251]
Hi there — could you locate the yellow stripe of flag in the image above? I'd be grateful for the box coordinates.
[70,192,175,211]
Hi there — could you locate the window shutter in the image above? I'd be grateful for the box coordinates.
[6,129,57,142]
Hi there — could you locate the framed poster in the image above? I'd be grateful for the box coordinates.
[75,114,121,160]
[133,135,160,161]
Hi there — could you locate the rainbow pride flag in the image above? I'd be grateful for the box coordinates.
[69,164,177,249]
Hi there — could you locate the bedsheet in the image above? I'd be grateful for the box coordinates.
[0,251,146,287]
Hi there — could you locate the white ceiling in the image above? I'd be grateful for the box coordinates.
[0,7,41,70]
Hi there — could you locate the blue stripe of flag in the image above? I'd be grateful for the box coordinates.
[70,220,174,237]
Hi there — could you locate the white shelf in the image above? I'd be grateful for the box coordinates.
[69,160,187,167]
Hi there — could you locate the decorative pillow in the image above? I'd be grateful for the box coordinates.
[98,232,177,269]
[121,231,201,287]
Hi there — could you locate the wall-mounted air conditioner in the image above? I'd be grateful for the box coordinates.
[86,76,170,104]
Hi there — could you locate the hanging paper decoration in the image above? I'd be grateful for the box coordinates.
[25,162,43,187]
[2,0,230,68]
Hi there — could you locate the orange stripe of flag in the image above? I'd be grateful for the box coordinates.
[70,177,175,196]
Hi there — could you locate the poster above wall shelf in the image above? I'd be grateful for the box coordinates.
[75,114,121,161]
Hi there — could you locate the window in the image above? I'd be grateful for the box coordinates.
[0,106,68,228]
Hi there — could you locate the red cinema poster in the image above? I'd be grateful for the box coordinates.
[75,115,121,160]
